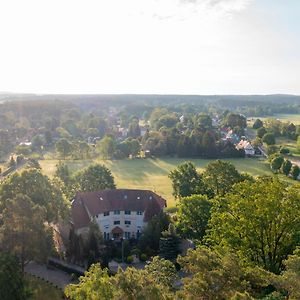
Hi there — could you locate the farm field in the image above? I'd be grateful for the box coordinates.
[39,157,272,207]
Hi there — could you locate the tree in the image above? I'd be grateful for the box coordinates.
[169,162,208,200]
[290,165,300,180]
[208,177,300,273]
[257,127,267,138]
[31,135,44,151]
[159,224,180,262]
[75,164,116,192]
[127,118,141,138]
[55,161,71,185]
[0,252,31,300]
[0,194,54,272]
[273,247,300,299]
[65,259,174,300]
[203,160,243,196]
[78,141,90,159]
[87,127,100,138]
[281,159,292,176]
[202,131,217,158]
[138,212,170,255]
[85,221,105,267]
[176,195,212,241]
[8,156,16,168]
[65,264,116,300]
[0,169,68,222]
[177,246,270,299]
[253,119,263,129]
[223,113,247,129]
[262,133,276,145]
[144,256,177,290]
[96,135,116,159]
[270,155,284,173]
[55,138,72,159]
[44,130,53,145]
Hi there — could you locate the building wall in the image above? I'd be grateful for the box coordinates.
[94,210,146,239]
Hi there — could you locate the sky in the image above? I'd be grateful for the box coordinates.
[0,0,299,95]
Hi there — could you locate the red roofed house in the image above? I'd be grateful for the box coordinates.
[71,189,166,240]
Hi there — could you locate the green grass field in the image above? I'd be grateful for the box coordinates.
[257,114,300,125]
[39,157,272,207]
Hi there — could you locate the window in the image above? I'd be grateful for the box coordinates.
[125,210,131,215]
[114,220,120,225]
[104,232,110,240]
[137,211,143,215]
[103,211,110,216]
[125,232,131,239]
[114,210,120,215]
[125,220,131,225]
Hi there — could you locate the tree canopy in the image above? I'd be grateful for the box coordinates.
[75,164,116,192]
[208,176,300,273]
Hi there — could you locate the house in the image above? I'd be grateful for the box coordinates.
[236,140,255,156]
[71,189,166,240]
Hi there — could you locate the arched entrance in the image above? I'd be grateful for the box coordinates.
[111,226,123,240]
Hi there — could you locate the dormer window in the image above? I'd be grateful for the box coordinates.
[103,211,110,216]
[125,210,131,215]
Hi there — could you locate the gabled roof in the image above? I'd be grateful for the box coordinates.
[71,189,166,230]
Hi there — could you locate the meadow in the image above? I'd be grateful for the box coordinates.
[40,157,272,207]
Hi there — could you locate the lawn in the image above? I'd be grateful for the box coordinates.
[256,114,300,125]
[39,157,272,207]
[26,275,64,300]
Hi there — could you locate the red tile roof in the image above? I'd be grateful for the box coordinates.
[71,189,166,230]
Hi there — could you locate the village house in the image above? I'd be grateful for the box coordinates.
[71,189,166,240]
[236,139,255,156]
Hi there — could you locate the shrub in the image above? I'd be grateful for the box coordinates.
[279,147,290,155]
[126,256,134,264]
[140,254,148,262]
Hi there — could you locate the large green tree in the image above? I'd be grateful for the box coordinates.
[159,224,181,262]
[176,194,212,241]
[0,169,68,221]
[208,176,300,273]
[0,253,31,300]
[55,138,72,159]
[203,160,244,196]
[177,246,270,299]
[65,257,175,300]
[75,164,116,192]
[96,135,116,159]
[169,162,208,199]
[0,194,54,272]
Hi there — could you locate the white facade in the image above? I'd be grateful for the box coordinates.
[94,209,146,240]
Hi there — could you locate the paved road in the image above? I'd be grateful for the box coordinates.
[25,262,72,289]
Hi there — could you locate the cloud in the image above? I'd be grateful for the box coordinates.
[136,0,253,21]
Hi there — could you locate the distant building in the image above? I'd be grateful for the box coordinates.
[71,189,166,240]
[236,140,255,156]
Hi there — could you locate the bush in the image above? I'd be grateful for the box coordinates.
[262,133,276,145]
[126,255,134,264]
[279,147,290,155]
[140,253,148,262]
